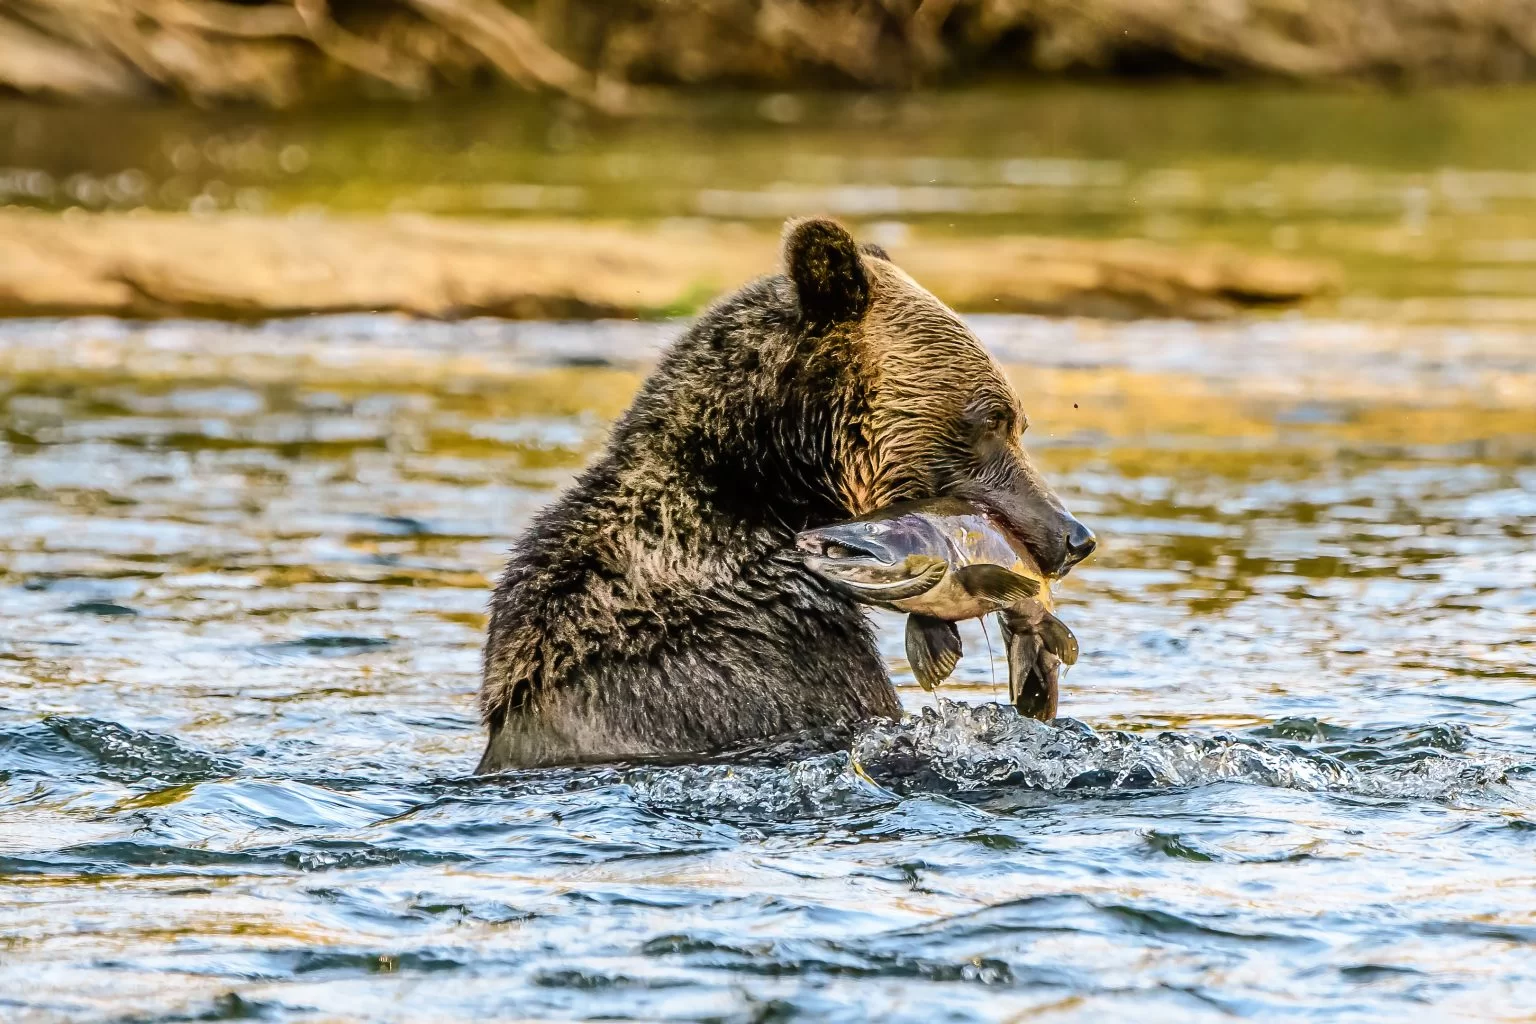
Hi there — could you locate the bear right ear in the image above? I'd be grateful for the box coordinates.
[783,217,871,326]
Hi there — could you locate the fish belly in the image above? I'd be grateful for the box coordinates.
[894,573,994,621]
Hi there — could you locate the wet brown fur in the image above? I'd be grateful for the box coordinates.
[477,217,1079,771]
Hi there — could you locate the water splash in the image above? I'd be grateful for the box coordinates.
[626,752,883,822]
[851,702,1521,804]
[622,703,1525,821]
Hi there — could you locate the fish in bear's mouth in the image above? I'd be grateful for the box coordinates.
[792,497,1076,719]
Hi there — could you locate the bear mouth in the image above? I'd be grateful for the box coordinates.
[958,493,1040,557]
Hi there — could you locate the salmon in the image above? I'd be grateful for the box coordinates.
[795,497,1078,720]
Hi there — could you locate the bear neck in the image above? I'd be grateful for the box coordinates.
[604,350,854,551]
[603,416,842,559]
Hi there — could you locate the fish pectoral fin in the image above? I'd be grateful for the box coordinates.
[953,564,1041,606]
[1037,612,1079,666]
[905,614,962,692]
[1001,619,1059,721]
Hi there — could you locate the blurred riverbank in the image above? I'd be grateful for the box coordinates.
[0,210,1330,321]
[6,86,1536,323]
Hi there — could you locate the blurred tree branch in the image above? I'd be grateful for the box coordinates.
[0,0,624,108]
[1,0,1535,108]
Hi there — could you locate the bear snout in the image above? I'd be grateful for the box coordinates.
[1061,517,1098,574]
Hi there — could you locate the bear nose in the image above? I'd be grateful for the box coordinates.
[1060,518,1097,574]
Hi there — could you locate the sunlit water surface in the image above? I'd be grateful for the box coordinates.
[1,314,1534,1022]
[11,85,1536,318]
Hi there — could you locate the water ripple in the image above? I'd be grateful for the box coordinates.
[0,716,238,787]
[3,312,1536,1020]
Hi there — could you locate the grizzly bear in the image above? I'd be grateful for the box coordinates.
[476,218,1094,772]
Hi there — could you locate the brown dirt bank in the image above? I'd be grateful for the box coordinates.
[4,0,1536,109]
[0,210,1333,321]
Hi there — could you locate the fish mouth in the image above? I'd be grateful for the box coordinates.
[817,540,882,561]
[794,531,890,564]
[796,528,910,593]
[802,552,948,605]
[796,525,947,603]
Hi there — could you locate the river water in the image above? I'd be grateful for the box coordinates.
[9,85,1536,319]
[1,308,1533,1021]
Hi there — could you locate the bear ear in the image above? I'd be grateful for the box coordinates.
[782,217,871,326]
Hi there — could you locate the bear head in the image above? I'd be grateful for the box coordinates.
[781,217,1095,577]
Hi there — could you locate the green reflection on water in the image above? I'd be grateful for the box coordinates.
[7,86,1536,309]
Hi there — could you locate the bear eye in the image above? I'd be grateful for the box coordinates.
[982,410,1009,433]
